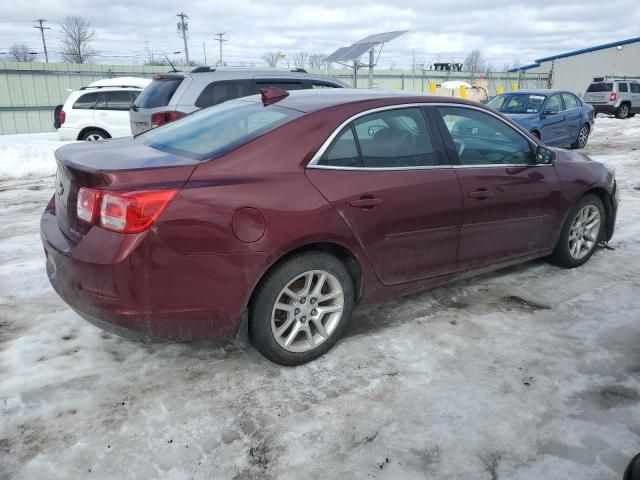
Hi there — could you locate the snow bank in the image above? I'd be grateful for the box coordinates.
[0,133,72,180]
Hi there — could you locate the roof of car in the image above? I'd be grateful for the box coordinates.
[242,88,480,113]
[498,89,570,96]
[172,68,348,85]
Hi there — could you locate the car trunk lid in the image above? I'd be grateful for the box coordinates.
[54,138,198,242]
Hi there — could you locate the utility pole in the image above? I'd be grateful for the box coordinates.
[203,41,207,65]
[176,12,190,66]
[214,33,227,67]
[33,19,51,63]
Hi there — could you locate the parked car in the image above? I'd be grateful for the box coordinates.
[129,67,348,134]
[487,89,595,149]
[584,78,640,119]
[58,77,150,141]
[41,88,618,365]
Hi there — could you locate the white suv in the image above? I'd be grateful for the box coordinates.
[58,77,150,141]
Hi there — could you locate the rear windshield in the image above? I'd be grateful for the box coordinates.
[587,82,613,92]
[139,100,302,160]
[134,78,183,108]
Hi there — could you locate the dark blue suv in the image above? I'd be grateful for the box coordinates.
[487,89,595,149]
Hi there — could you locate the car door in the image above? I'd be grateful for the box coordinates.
[306,106,463,286]
[561,93,581,142]
[95,91,136,138]
[68,91,98,131]
[432,105,562,270]
[630,82,640,113]
[539,94,566,145]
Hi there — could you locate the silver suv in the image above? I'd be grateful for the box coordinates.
[130,68,347,134]
[584,77,640,119]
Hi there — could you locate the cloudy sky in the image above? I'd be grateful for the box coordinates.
[1,0,639,69]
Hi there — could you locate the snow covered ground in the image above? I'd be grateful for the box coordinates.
[1,117,639,480]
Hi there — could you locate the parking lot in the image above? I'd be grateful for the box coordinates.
[1,115,639,479]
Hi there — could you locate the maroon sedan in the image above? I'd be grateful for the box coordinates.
[41,88,618,365]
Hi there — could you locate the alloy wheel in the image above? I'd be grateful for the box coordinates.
[271,270,344,353]
[86,134,104,141]
[578,126,589,147]
[568,205,601,259]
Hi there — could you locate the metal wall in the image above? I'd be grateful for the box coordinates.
[0,62,173,135]
[0,61,548,135]
[524,42,640,94]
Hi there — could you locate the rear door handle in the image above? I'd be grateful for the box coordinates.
[350,197,383,209]
[469,189,493,200]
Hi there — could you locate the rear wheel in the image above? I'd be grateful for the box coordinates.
[81,129,110,141]
[616,103,630,119]
[548,194,604,268]
[249,252,355,365]
[571,124,590,149]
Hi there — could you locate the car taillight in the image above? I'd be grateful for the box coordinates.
[59,110,66,125]
[77,188,177,234]
[99,189,178,233]
[77,187,101,223]
[610,92,617,102]
[150,111,186,128]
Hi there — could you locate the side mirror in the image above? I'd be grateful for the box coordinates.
[536,145,555,164]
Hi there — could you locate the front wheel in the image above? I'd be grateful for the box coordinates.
[249,252,355,365]
[548,194,605,268]
[571,124,590,149]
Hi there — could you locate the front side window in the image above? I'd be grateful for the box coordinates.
[618,83,629,93]
[72,92,98,110]
[562,93,578,110]
[545,94,564,113]
[195,80,252,108]
[140,100,301,160]
[438,106,533,166]
[312,82,339,89]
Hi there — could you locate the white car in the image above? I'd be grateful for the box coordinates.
[58,77,151,141]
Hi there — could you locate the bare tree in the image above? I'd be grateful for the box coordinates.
[60,16,97,64]
[308,54,326,69]
[8,43,35,62]
[463,49,486,72]
[143,41,168,66]
[262,51,280,68]
[292,51,308,69]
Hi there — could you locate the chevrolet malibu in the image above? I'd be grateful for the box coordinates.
[41,88,618,365]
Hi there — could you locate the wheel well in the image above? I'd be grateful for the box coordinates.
[531,129,541,139]
[583,187,613,238]
[251,243,363,307]
[77,127,110,140]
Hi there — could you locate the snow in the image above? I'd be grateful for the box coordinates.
[1,116,640,479]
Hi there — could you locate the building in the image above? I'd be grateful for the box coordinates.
[510,36,640,94]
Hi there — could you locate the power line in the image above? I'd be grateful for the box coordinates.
[176,12,190,66]
[214,32,227,67]
[33,19,51,63]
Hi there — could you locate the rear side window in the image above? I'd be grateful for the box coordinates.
[320,127,361,167]
[72,92,98,109]
[562,93,578,110]
[256,81,305,91]
[140,101,301,161]
[587,83,613,92]
[631,83,640,93]
[618,83,628,92]
[195,80,252,108]
[134,78,183,108]
[96,91,136,111]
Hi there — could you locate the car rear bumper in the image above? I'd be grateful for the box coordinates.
[40,205,258,342]
[58,126,81,141]
[590,104,618,114]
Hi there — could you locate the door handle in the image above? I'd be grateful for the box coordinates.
[469,189,493,200]
[350,197,383,209]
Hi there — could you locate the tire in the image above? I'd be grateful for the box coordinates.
[81,129,110,141]
[249,252,355,365]
[624,452,640,480]
[548,194,605,268]
[616,103,630,119]
[570,124,590,149]
[629,113,636,118]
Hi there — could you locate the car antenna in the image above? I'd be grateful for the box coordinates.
[164,54,178,73]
